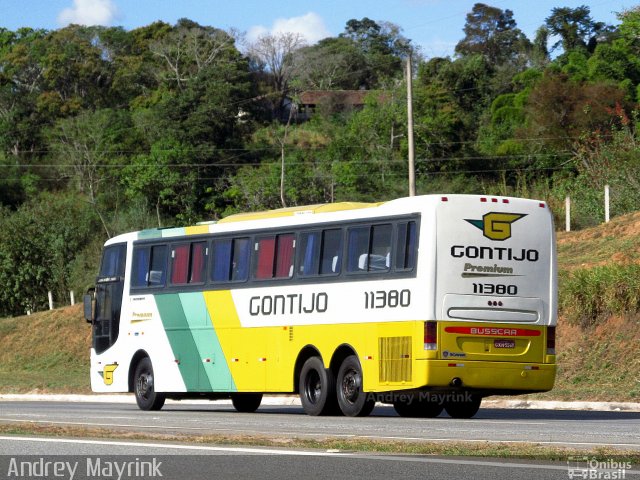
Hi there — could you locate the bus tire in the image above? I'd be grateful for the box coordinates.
[133,357,165,411]
[299,357,336,416]
[336,355,375,417]
[231,393,263,413]
[444,394,481,419]
[393,396,443,418]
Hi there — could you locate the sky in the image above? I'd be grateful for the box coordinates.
[0,0,634,57]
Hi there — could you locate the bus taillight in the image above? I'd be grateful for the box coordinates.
[424,321,437,350]
[546,326,556,355]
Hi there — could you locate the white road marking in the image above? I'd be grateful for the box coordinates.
[3,436,639,474]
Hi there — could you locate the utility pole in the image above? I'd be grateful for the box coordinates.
[406,55,416,197]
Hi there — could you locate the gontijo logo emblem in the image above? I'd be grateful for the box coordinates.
[465,212,527,241]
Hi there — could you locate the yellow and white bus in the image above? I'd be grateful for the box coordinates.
[84,194,557,418]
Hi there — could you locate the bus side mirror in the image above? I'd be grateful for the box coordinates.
[83,294,93,324]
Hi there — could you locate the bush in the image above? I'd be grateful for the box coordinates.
[560,264,640,328]
[0,192,100,316]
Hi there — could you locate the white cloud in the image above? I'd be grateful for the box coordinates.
[247,12,331,45]
[58,0,118,26]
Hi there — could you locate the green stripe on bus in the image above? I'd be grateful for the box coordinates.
[179,292,236,392]
[155,293,212,392]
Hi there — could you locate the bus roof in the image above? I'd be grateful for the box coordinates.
[217,201,383,224]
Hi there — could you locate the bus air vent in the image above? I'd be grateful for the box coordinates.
[378,336,412,383]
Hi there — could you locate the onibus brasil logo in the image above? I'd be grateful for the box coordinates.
[465,212,527,241]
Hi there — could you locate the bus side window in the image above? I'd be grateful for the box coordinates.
[370,224,392,271]
[131,245,167,288]
[148,245,167,286]
[395,221,417,271]
[131,247,150,288]
[347,227,369,272]
[254,234,295,280]
[299,228,342,277]
[299,232,320,276]
[171,242,207,285]
[211,239,232,282]
[347,224,391,273]
[275,234,295,278]
[212,237,250,283]
[171,244,190,284]
[320,229,342,274]
[189,242,207,283]
[231,238,250,282]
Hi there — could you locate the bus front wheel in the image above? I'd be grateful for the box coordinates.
[299,356,336,416]
[133,357,165,411]
[336,355,375,417]
[231,393,263,413]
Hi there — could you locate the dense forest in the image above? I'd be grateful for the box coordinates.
[1,3,639,315]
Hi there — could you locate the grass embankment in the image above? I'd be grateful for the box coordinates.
[0,212,639,400]
[0,304,90,393]
[537,212,640,402]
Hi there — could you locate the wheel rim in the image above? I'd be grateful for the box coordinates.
[304,369,321,405]
[340,368,361,405]
[137,372,153,401]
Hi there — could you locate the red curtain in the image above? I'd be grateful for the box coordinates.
[275,234,294,278]
[189,242,205,283]
[171,245,189,284]
[256,237,276,279]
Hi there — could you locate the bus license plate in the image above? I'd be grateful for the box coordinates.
[494,339,516,349]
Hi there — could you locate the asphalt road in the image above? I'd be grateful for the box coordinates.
[0,436,627,480]
[1,400,640,450]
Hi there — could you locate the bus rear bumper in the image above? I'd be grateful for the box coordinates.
[423,360,556,393]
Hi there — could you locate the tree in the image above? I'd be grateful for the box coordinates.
[339,18,411,88]
[531,26,550,67]
[122,139,197,226]
[522,72,628,154]
[47,109,137,236]
[545,6,610,54]
[291,37,368,90]
[586,8,640,93]
[150,20,240,91]
[0,192,99,316]
[455,3,530,65]
[247,32,306,117]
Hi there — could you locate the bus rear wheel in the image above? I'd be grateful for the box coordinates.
[443,394,481,419]
[231,393,263,413]
[299,356,337,416]
[133,357,165,411]
[393,396,443,418]
[337,355,375,417]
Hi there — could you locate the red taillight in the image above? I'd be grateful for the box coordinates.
[546,326,556,355]
[424,321,437,350]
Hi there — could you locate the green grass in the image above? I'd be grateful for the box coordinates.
[0,305,91,393]
[559,264,640,328]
